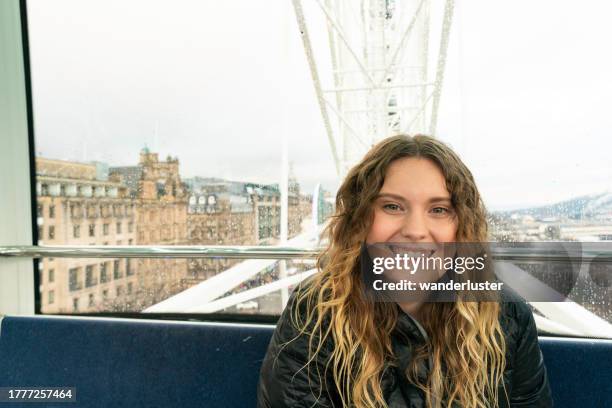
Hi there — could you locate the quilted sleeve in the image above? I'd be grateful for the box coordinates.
[257,281,338,408]
[509,302,553,407]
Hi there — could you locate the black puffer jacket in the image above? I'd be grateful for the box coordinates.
[257,277,553,407]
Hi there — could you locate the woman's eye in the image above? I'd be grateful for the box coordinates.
[431,207,450,214]
[382,203,402,212]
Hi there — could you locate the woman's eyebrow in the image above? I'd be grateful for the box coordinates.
[376,193,451,204]
[376,193,406,202]
[428,197,452,204]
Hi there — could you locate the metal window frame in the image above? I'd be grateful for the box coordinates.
[0,0,36,316]
[1,245,610,262]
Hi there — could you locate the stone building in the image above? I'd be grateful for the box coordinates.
[36,158,138,313]
[109,148,189,306]
[184,176,311,281]
[36,150,314,314]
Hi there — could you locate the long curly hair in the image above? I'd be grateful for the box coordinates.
[288,134,506,408]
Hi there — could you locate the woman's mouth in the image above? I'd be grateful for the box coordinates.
[387,244,437,257]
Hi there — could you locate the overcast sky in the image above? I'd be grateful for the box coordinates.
[27,0,612,211]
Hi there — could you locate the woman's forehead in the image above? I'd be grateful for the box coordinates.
[382,157,449,196]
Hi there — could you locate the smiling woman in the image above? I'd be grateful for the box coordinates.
[367,157,458,246]
[257,134,553,408]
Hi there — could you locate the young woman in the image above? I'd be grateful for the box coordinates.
[257,135,552,408]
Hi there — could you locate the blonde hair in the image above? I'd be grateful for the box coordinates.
[287,135,506,407]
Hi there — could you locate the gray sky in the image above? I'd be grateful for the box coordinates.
[27,0,612,211]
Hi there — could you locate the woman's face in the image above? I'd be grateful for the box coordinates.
[366,157,458,244]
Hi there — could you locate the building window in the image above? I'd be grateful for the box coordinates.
[73,297,79,311]
[87,205,97,218]
[48,226,55,240]
[41,184,49,195]
[102,289,108,300]
[116,222,122,234]
[88,293,95,307]
[69,268,81,291]
[48,290,55,304]
[73,224,80,238]
[38,226,42,240]
[113,260,122,279]
[85,265,97,287]
[37,204,43,217]
[127,282,133,295]
[103,223,109,235]
[126,259,133,276]
[100,262,109,283]
[49,269,54,283]
[116,285,123,297]
[89,224,95,237]
[128,239,133,245]
[128,222,133,233]
[49,205,55,218]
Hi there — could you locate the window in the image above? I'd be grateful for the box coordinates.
[128,239,133,245]
[73,224,80,238]
[100,262,109,283]
[36,204,43,217]
[86,205,97,218]
[48,269,54,283]
[127,282,133,295]
[113,260,122,279]
[102,289,108,300]
[69,268,81,292]
[116,285,123,297]
[126,259,133,276]
[73,298,79,312]
[85,265,97,287]
[88,293,95,307]
[49,290,55,304]
[103,223,109,235]
[49,205,55,218]
[48,225,55,240]
[24,0,611,338]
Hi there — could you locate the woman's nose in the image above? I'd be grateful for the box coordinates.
[400,213,428,241]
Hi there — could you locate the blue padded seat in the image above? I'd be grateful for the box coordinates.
[0,315,611,407]
[0,316,272,408]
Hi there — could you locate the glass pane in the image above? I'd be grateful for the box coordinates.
[39,257,316,315]
[28,0,335,317]
[27,0,611,337]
